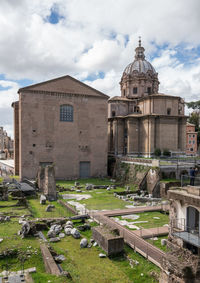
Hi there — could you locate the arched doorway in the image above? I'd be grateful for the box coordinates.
[187,206,199,234]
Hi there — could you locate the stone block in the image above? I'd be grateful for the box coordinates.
[92,226,124,256]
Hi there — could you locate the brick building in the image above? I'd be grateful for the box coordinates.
[0,126,14,159]
[186,122,198,156]
[12,75,109,180]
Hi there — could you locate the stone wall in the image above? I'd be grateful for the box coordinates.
[113,158,149,188]
[160,246,200,283]
[92,226,124,256]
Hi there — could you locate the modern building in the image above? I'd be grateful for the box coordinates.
[12,75,109,180]
[108,39,187,157]
[186,122,198,156]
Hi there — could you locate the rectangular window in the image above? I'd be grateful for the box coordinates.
[147,87,151,94]
[189,141,191,144]
[133,87,137,94]
[167,108,171,115]
[193,141,195,144]
[60,105,73,122]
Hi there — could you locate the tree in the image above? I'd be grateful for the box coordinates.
[186,100,200,110]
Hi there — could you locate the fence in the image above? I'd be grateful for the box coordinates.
[90,211,165,267]
[171,218,200,247]
[181,175,200,187]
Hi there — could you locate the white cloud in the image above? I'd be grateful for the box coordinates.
[0,0,199,136]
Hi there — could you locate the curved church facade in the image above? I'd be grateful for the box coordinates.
[108,39,187,157]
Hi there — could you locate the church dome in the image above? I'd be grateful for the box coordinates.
[124,59,156,75]
[123,38,156,75]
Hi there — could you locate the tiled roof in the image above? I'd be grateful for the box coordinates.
[18,75,109,99]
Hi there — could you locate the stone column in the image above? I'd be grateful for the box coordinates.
[108,121,111,153]
[127,119,138,155]
[113,119,124,155]
[149,117,155,156]
[178,118,187,152]
[127,119,134,154]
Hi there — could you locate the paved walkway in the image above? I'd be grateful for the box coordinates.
[89,206,168,268]
[133,226,169,239]
[99,205,168,217]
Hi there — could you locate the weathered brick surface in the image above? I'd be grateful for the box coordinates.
[40,244,60,276]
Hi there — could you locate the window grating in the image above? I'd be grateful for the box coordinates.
[60,105,73,122]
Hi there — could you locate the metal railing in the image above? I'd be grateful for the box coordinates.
[171,218,200,247]
[181,175,200,187]
[89,211,165,267]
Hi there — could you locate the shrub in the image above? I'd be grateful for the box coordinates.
[163,148,171,157]
[154,148,161,157]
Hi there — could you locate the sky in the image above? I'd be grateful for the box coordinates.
[0,0,200,138]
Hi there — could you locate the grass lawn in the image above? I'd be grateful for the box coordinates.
[28,198,74,218]
[0,220,69,283]
[58,178,131,211]
[146,236,169,252]
[0,217,160,282]
[114,211,169,229]
[51,220,159,283]
[0,199,30,216]
[56,178,115,187]
[78,190,130,210]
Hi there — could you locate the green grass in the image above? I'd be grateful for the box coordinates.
[146,236,169,252]
[0,218,159,283]
[0,220,69,282]
[78,190,129,210]
[114,211,169,230]
[0,198,30,216]
[56,178,115,187]
[28,198,74,218]
[58,178,131,211]
[51,220,159,283]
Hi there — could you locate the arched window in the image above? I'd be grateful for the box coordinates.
[60,105,73,122]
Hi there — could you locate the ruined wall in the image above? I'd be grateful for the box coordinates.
[113,159,149,187]
[146,168,160,196]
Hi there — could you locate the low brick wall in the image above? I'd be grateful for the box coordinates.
[58,200,77,215]
[92,226,124,256]
[40,244,61,276]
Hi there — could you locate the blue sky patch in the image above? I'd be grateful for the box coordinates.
[0,85,12,91]
[45,5,64,24]
[84,71,105,82]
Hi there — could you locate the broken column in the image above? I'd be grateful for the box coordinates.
[43,165,57,201]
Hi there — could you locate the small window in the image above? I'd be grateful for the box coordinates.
[193,141,195,144]
[123,89,126,96]
[167,108,171,115]
[189,141,191,144]
[190,148,193,151]
[112,111,116,117]
[33,144,36,147]
[60,105,73,122]
[147,87,151,94]
[193,135,195,138]
[133,87,137,94]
